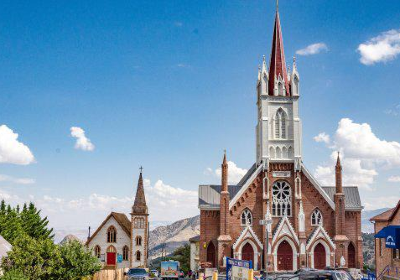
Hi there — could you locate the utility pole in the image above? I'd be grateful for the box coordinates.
[260,207,272,278]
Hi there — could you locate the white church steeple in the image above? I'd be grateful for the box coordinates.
[256,6,302,171]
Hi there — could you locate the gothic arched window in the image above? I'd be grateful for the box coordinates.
[107,226,116,243]
[241,209,253,226]
[136,250,141,261]
[275,108,287,139]
[272,181,291,217]
[94,245,101,258]
[136,236,142,246]
[123,246,129,261]
[311,209,323,226]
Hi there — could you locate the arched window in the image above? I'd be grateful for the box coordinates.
[269,146,275,158]
[275,109,287,139]
[276,147,282,159]
[134,218,145,229]
[241,209,252,226]
[136,250,141,261]
[311,209,323,226]
[94,245,101,258]
[123,246,129,261]
[272,181,291,217]
[107,226,116,243]
[278,82,284,96]
[136,236,142,246]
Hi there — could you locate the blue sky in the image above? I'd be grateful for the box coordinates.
[1,0,400,237]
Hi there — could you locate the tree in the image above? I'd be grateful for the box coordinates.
[170,244,190,273]
[1,236,101,280]
[0,269,27,280]
[58,240,101,280]
[20,202,54,240]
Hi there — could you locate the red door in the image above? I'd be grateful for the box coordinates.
[277,241,293,271]
[314,243,326,269]
[207,242,216,268]
[107,252,116,265]
[348,243,356,268]
[242,243,254,265]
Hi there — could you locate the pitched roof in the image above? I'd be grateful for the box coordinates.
[370,200,400,222]
[198,163,363,211]
[86,212,131,245]
[268,10,290,96]
[322,186,363,210]
[133,171,148,214]
[0,235,11,259]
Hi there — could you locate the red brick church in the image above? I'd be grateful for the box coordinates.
[198,7,363,272]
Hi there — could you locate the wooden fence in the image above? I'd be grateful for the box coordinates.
[92,268,128,280]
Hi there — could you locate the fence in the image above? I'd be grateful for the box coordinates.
[92,268,128,280]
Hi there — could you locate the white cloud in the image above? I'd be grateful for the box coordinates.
[358,29,400,65]
[313,132,330,144]
[70,127,95,151]
[0,175,199,239]
[363,196,400,211]
[0,174,35,185]
[388,176,400,183]
[296,43,328,56]
[0,125,35,165]
[207,161,248,184]
[313,118,400,189]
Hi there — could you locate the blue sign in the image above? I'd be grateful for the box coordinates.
[226,257,252,280]
[117,254,123,263]
[375,225,400,249]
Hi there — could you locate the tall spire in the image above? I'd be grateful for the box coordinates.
[221,150,228,192]
[132,168,148,214]
[335,152,343,194]
[268,6,290,96]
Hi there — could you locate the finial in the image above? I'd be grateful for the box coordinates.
[139,166,143,173]
[276,0,279,12]
[258,64,261,71]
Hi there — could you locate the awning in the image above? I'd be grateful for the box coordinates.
[375,225,400,249]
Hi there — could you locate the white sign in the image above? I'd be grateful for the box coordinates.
[232,266,250,280]
[272,171,291,178]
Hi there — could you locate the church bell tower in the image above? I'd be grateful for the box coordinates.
[255,6,302,171]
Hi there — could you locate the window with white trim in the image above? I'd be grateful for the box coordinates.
[275,108,287,139]
[272,181,291,217]
[311,209,323,226]
[241,209,253,226]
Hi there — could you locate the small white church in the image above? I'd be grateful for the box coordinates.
[86,170,149,269]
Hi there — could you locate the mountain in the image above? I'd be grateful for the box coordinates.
[361,208,390,233]
[148,215,200,260]
[59,234,83,245]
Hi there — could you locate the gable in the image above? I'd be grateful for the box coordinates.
[86,212,131,246]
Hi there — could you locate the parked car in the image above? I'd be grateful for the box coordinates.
[125,268,149,280]
[287,269,354,280]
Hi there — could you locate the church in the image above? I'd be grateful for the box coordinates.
[198,7,363,272]
[86,170,149,269]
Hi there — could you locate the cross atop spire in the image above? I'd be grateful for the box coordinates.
[268,3,290,96]
[139,166,143,173]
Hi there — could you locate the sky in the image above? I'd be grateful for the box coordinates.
[1,0,400,239]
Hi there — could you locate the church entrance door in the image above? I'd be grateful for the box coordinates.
[241,242,254,265]
[314,243,326,269]
[206,242,216,268]
[107,252,116,266]
[277,240,293,271]
[348,243,356,268]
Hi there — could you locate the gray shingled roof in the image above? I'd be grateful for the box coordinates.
[199,185,241,209]
[322,186,362,210]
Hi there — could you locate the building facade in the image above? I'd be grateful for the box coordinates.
[370,201,400,277]
[86,171,149,269]
[198,8,363,272]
